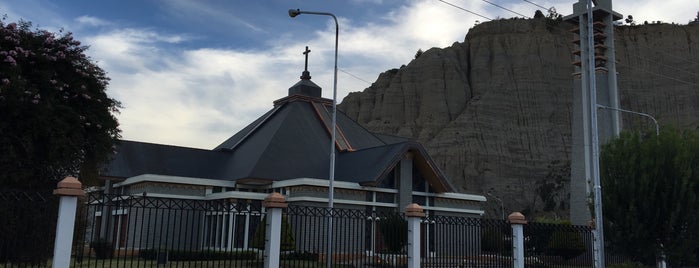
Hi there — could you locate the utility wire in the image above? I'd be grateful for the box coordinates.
[616,61,699,87]
[437,0,492,21]
[622,54,699,78]
[616,31,699,65]
[498,0,699,86]
[520,0,699,68]
[522,0,549,11]
[339,68,373,85]
[482,0,530,18]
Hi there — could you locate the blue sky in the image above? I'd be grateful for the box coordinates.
[1,0,695,149]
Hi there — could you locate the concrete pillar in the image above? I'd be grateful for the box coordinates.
[262,192,288,268]
[508,212,527,268]
[405,203,424,268]
[52,176,84,268]
[399,153,414,210]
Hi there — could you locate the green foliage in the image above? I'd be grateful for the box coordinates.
[0,190,57,264]
[600,127,699,265]
[378,214,407,253]
[414,49,423,59]
[90,238,114,259]
[0,18,119,265]
[250,215,296,251]
[139,248,257,261]
[544,7,563,31]
[546,230,585,259]
[533,216,570,225]
[280,251,318,260]
[481,228,509,254]
[534,10,545,19]
[0,18,121,190]
[606,262,645,268]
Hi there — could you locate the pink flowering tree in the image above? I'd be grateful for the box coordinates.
[0,19,121,189]
[0,19,120,263]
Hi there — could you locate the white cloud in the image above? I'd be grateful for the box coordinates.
[78,0,696,150]
[75,15,109,27]
[80,0,498,149]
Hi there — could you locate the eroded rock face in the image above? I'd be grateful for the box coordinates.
[339,19,699,218]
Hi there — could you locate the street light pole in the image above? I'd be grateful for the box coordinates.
[289,9,338,268]
[585,0,605,266]
[597,104,659,136]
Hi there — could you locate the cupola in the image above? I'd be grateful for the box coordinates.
[288,46,322,98]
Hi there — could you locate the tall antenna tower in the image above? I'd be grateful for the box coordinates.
[564,0,622,226]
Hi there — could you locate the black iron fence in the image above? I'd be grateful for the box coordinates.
[0,189,57,268]
[524,222,594,267]
[423,216,512,267]
[282,205,408,267]
[1,190,648,267]
[72,192,267,267]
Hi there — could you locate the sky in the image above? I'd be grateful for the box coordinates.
[1,0,696,149]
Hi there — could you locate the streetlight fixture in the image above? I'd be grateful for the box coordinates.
[289,9,338,268]
[597,104,659,136]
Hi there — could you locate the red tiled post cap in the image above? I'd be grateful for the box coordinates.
[404,203,425,217]
[53,176,84,197]
[263,192,288,208]
[508,212,527,224]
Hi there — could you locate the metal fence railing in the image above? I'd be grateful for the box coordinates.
[283,205,406,267]
[0,189,57,268]
[72,192,267,267]
[2,189,652,268]
[524,222,594,267]
[422,216,512,267]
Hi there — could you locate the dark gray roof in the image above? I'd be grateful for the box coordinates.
[102,79,454,191]
[102,141,230,180]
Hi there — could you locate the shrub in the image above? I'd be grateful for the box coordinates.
[546,230,585,259]
[280,251,318,260]
[139,249,257,261]
[250,215,296,251]
[378,214,408,253]
[481,228,509,255]
[89,238,114,259]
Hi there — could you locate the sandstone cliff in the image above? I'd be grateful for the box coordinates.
[339,18,699,219]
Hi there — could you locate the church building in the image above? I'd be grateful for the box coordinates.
[97,47,485,252]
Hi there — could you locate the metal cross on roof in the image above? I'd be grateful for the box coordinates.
[303,46,311,72]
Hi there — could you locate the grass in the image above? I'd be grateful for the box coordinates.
[67,258,355,268]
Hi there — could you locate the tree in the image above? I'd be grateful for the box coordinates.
[625,15,636,25]
[0,19,120,190]
[600,127,699,265]
[0,18,120,264]
[534,10,545,19]
[414,49,423,59]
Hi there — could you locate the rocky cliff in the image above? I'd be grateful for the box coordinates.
[339,18,699,219]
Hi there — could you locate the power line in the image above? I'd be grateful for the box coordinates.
[436,0,492,21]
[519,0,699,69]
[339,68,373,85]
[522,0,549,11]
[622,53,699,78]
[616,31,699,65]
[616,61,699,87]
[481,0,530,18]
[438,0,699,89]
[515,0,699,84]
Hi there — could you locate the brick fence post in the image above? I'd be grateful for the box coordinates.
[262,192,287,268]
[52,176,84,268]
[508,212,527,268]
[405,203,425,268]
